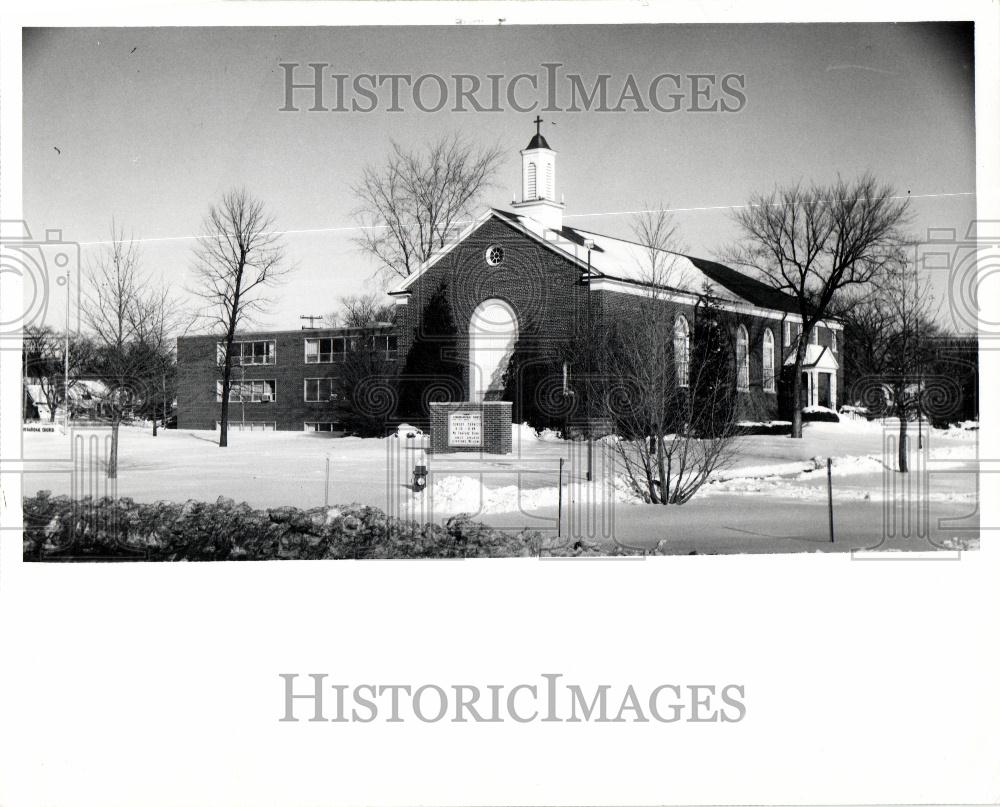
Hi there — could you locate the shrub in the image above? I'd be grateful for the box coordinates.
[22,491,604,561]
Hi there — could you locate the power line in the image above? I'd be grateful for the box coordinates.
[73,191,976,248]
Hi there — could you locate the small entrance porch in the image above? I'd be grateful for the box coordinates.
[787,344,839,410]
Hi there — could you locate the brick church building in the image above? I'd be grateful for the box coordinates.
[176,124,843,432]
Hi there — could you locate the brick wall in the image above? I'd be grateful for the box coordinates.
[176,327,397,431]
[395,216,589,400]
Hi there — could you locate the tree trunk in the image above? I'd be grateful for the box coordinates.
[897,403,909,473]
[790,355,805,439]
[655,429,668,506]
[108,418,120,479]
[219,361,231,448]
[152,400,158,436]
[218,289,243,448]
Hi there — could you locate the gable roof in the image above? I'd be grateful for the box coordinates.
[784,343,840,370]
[388,207,802,318]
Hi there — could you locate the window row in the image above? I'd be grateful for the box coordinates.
[213,378,342,403]
[304,422,341,432]
[216,379,276,402]
[217,340,276,366]
[672,317,777,393]
[215,335,399,367]
[304,335,398,364]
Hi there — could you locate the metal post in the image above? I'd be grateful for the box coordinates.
[827,456,835,543]
[63,268,70,430]
[324,456,330,507]
[557,457,564,539]
[918,375,924,450]
[585,244,593,482]
[63,331,69,429]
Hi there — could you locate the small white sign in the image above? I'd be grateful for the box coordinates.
[448,411,483,446]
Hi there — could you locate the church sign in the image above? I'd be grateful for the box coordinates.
[448,411,483,447]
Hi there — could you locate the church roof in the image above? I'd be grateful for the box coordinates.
[526,132,551,150]
[389,207,808,320]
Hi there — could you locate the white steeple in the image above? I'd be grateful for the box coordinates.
[511,116,564,233]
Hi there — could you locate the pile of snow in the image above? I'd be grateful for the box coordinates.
[423,475,561,514]
[513,422,564,442]
[412,470,641,515]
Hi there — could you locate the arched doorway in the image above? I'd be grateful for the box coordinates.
[468,299,518,402]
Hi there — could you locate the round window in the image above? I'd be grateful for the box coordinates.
[485,245,504,266]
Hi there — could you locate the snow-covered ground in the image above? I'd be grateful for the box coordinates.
[18,417,979,553]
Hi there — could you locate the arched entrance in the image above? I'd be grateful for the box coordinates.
[468,299,518,402]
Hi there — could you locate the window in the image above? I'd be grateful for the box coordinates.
[762,328,776,393]
[216,379,276,402]
[219,421,275,431]
[831,328,837,352]
[810,326,819,345]
[783,320,791,347]
[304,422,340,432]
[527,163,536,198]
[673,315,690,388]
[485,245,504,266]
[736,325,749,392]
[304,336,347,363]
[217,340,275,366]
[304,377,338,403]
[545,164,553,198]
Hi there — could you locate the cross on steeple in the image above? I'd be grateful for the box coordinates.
[533,115,543,137]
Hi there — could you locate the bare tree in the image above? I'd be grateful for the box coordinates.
[725,174,911,437]
[84,224,177,478]
[603,296,744,505]
[353,134,504,282]
[588,208,743,505]
[837,260,938,472]
[323,292,395,328]
[190,188,291,447]
[131,282,191,435]
[630,203,686,286]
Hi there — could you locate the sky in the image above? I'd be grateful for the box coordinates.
[22,22,976,332]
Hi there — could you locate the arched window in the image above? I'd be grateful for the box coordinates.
[762,328,776,392]
[673,315,690,388]
[736,324,750,392]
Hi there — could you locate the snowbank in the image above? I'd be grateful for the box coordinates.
[513,422,564,443]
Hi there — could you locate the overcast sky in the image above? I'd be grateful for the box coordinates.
[23,22,975,332]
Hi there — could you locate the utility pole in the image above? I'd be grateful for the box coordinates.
[300,314,323,330]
